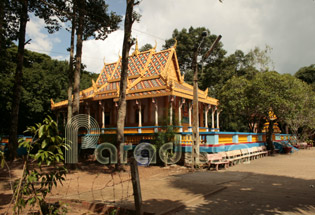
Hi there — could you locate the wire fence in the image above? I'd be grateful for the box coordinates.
[1,164,137,214]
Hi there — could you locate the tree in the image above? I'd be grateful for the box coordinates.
[14,116,68,214]
[295,64,315,90]
[164,27,226,74]
[7,0,65,160]
[284,75,315,141]
[60,0,122,118]
[139,43,153,52]
[219,71,314,153]
[116,0,140,170]
[0,45,97,135]
[163,27,269,98]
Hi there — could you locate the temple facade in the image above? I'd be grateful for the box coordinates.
[51,43,221,133]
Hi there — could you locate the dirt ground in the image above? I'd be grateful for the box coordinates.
[1,148,315,215]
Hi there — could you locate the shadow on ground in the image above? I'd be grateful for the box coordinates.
[166,171,315,215]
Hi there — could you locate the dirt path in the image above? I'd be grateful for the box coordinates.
[174,149,315,215]
[1,149,315,214]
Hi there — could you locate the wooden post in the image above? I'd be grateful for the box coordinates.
[130,158,143,215]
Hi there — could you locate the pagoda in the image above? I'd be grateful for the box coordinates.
[51,42,220,133]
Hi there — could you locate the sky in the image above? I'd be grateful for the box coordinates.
[25,0,315,75]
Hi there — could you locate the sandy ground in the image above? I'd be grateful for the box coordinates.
[1,148,315,214]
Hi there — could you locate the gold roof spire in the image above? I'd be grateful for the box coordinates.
[172,38,177,49]
[132,39,140,56]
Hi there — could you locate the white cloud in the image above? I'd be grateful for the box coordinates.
[26,16,54,52]
[81,0,315,74]
[52,55,68,61]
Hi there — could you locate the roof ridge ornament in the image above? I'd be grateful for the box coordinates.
[153,40,157,51]
[92,79,98,93]
[172,38,177,49]
[132,38,140,56]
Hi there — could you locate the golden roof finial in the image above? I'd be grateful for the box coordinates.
[133,38,140,56]
[204,88,209,98]
[92,79,97,92]
[172,38,177,49]
[103,57,106,65]
[153,40,157,50]
[118,50,121,58]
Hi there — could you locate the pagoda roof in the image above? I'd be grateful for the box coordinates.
[51,44,218,110]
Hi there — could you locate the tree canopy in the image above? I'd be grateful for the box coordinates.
[295,64,315,90]
[0,44,97,134]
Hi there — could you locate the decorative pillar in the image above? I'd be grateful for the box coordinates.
[136,100,142,133]
[216,110,220,130]
[99,101,105,132]
[86,103,91,128]
[188,101,192,132]
[153,98,158,133]
[169,96,174,125]
[178,99,185,132]
[211,106,216,130]
[205,105,210,132]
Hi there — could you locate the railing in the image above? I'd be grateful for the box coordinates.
[1,131,295,153]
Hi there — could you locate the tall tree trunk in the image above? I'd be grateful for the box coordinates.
[67,4,76,122]
[116,0,137,170]
[72,0,84,116]
[9,0,28,160]
[266,119,275,154]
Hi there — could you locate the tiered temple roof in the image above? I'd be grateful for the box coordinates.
[51,43,218,110]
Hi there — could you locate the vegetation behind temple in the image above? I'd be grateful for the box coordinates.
[0,44,98,134]
[1,27,315,140]
[162,27,315,139]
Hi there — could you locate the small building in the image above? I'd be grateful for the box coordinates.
[51,43,221,133]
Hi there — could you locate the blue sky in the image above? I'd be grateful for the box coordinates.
[25,0,315,75]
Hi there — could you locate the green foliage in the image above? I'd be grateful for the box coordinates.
[153,117,177,165]
[139,43,153,52]
[164,27,270,97]
[0,44,98,134]
[13,116,68,214]
[295,64,315,90]
[164,27,226,74]
[218,71,315,137]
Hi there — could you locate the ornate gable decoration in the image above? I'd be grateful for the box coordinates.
[51,42,218,109]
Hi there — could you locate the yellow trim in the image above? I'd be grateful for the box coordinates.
[113,90,172,102]
[127,49,155,92]
[128,86,167,94]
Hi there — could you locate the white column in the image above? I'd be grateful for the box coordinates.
[216,110,220,130]
[100,101,105,134]
[211,106,216,130]
[170,96,173,125]
[205,105,210,131]
[102,102,105,128]
[155,103,158,132]
[188,101,192,132]
[178,99,185,132]
[136,100,142,133]
[87,103,91,128]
